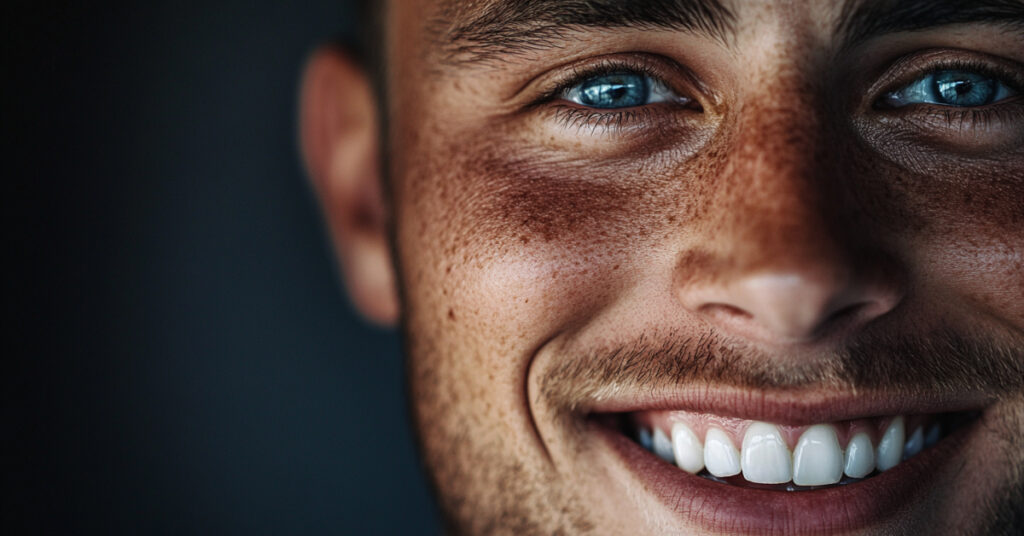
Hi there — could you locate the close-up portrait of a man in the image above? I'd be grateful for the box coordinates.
[11,0,1024,534]
[296,0,1024,534]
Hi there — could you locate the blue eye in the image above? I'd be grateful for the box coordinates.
[882,69,1017,108]
[563,72,680,109]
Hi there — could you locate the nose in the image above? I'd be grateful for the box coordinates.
[678,259,903,343]
[675,104,904,344]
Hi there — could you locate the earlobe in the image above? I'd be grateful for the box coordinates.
[300,46,399,326]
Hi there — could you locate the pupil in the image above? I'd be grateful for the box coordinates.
[932,70,996,106]
[580,73,647,109]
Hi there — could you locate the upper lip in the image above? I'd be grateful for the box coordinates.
[581,384,993,423]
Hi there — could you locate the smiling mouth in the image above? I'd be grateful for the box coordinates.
[616,409,980,490]
[586,401,988,534]
[585,397,988,532]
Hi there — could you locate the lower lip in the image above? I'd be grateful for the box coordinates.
[595,415,976,533]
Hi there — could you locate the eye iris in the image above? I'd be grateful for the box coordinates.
[932,70,997,106]
[579,73,648,109]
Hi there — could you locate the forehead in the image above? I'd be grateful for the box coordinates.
[391,0,1024,66]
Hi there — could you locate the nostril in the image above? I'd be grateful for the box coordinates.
[676,264,906,344]
[808,301,871,338]
[826,302,866,323]
[701,300,863,340]
[699,303,754,322]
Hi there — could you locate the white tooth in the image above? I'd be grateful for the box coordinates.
[741,422,793,484]
[671,422,705,474]
[924,423,941,448]
[903,426,924,460]
[843,432,875,478]
[704,428,741,477]
[792,424,843,486]
[652,427,675,463]
[638,427,653,451]
[876,416,905,472]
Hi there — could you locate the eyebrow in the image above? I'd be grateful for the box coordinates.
[434,0,736,65]
[839,0,1024,47]
[435,0,1024,66]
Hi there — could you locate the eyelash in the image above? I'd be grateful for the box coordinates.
[548,106,667,135]
[878,58,1024,104]
[895,58,1023,95]
[875,57,1024,128]
[532,55,1024,135]
[532,58,695,132]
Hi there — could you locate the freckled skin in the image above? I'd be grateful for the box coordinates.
[372,0,1024,534]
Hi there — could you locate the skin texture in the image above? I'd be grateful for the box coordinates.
[302,0,1024,533]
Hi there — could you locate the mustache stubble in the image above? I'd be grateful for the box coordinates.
[538,328,1024,533]
[540,327,1024,413]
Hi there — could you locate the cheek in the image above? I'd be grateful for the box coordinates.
[853,154,1024,325]
[953,241,1024,327]
[398,134,712,322]
[404,166,634,343]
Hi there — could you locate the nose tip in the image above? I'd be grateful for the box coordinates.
[680,269,902,343]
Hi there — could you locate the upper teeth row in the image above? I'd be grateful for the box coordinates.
[643,416,939,486]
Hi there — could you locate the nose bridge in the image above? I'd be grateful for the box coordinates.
[674,90,904,344]
[715,97,843,271]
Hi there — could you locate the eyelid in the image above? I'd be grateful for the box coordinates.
[883,72,1018,108]
[869,49,1024,110]
[524,53,705,109]
[560,72,684,108]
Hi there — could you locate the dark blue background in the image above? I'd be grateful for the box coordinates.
[8,2,437,533]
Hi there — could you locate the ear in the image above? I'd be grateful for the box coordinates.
[300,46,398,326]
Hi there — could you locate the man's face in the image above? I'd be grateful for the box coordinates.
[377,0,1024,533]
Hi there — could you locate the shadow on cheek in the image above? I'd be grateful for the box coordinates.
[467,153,696,248]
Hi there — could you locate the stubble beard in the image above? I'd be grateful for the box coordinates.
[403,315,1024,534]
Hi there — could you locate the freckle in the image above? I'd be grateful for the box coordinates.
[448,308,456,321]
[613,264,620,270]
[445,265,452,274]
